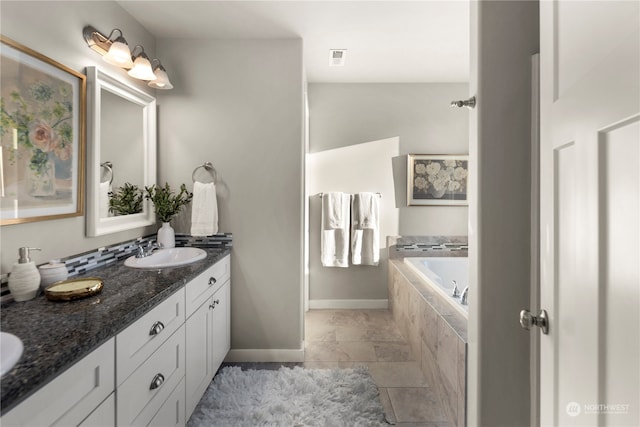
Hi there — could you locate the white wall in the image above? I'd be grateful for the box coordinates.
[307,137,399,305]
[0,1,156,274]
[156,39,305,357]
[308,83,469,237]
[467,1,538,426]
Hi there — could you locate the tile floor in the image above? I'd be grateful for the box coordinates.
[219,309,452,426]
[303,309,452,427]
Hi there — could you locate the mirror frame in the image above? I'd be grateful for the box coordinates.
[85,66,156,236]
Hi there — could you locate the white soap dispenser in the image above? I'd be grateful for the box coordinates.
[8,247,42,302]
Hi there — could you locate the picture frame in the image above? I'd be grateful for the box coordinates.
[1,36,86,225]
[407,154,469,206]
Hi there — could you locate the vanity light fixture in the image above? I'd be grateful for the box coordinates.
[127,46,156,81]
[148,60,173,90]
[83,25,173,89]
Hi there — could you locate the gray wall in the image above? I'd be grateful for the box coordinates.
[156,39,305,354]
[307,137,399,305]
[307,83,469,303]
[467,1,538,426]
[309,83,469,236]
[0,1,156,274]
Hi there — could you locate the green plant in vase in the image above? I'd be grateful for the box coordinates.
[145,183,193,248]
[108,182,144,215]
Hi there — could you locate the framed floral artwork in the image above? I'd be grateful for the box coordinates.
[407,154,469,206]
[0,36,86,225]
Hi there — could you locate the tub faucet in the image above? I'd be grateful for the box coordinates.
[460,287,469,305]
[451,280,459,297]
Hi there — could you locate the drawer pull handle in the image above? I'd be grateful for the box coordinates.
[149,321,165,336]
[209,303,215,310]
[150,373,165,390]
[208,277,217,286]
[214,299,220,305]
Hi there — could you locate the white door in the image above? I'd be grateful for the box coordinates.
[539,1,639,426]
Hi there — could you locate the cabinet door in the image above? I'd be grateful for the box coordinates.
[211,281,230,373]
[78,393,115,427]
[185,297,215,418]
[1,338,115,427]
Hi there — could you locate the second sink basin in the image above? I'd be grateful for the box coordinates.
[124,247,207,269]
[1,332,23,377]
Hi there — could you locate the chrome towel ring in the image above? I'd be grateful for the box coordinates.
[100,161,113,185]
[192,162,217,184]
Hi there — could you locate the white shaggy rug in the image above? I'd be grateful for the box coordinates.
[187,366,389,427]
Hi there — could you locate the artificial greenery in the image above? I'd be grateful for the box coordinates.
[108,182,144,215]
[145,182,193,223]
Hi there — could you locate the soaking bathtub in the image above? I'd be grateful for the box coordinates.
[403,257,469,318]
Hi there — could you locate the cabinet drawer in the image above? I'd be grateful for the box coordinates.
[117,326,185,427]
[186,254,230,317]
[1,338,115,427]
[116,289,184,385]
[148,377,186,427]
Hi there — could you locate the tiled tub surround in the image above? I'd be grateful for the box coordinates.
[0,245,231,415]
[389,257,468,427]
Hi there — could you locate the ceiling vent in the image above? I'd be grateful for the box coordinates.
[329,49,347,67]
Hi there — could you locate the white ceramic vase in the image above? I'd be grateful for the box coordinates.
[157,222,175,248]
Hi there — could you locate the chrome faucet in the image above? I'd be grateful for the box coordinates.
[460,286,469,305]
[451,280,459,297]
[136,241,160,258]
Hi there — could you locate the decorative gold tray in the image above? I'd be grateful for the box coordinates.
[44,278,103,302]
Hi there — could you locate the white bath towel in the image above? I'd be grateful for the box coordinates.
[190,181,218,236]
[99,181,111,218]
[321,192,350,267]
[351,192,380,266]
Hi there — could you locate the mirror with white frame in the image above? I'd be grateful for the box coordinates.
[85,66,156,236]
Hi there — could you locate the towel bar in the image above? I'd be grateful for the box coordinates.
[100,161,113,185]
[316,192,381,198]
[192,162,217,183]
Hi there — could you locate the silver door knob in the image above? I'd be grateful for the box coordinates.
[450,96,476,109]
[520,309,549,335]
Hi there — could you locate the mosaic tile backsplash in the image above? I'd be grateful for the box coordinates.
[1,233,232,304]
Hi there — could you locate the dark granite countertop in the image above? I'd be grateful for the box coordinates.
[0,247,231,415]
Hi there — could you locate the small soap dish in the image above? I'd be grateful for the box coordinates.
[44,278,103,302]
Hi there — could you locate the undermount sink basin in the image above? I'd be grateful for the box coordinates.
[1,332,24,377]
[124,247,207,269]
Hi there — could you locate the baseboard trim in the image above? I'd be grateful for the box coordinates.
[308,299,389,310]
[225,346,305,363]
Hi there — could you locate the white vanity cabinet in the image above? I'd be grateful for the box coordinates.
[1,338,115,427]
[1,252,231,427]
[185,254,231,418]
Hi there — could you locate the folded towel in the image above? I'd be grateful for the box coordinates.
[99,181,111,218]
[190,181,218,236]
[321,192,350,267]
[351,192,380,266]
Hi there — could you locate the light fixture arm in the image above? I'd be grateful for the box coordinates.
[130,45,145,59]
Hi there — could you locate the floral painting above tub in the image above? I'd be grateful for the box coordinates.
[407,154,469,206]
